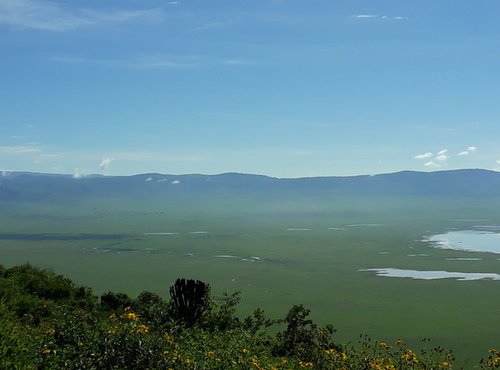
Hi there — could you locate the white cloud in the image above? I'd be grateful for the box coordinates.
[494,160,500,172]
[81,9,163,24]
[72,169,87,179]
[171,180,181,185]
[437,149,448,156]
[99,157,114,170]
[415,152,433,159]
[436,154,449,162]
[0,145,41,154]
[457,146,477,156]
[0,0,164,32]
[53,54,255,70]
[424,160,441,168]
[353,14,407,20]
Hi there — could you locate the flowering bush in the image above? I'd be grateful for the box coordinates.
[1,263,497,369]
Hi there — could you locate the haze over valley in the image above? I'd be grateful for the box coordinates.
[2,169,500,364]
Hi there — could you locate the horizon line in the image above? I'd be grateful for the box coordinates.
[1,167,495,180]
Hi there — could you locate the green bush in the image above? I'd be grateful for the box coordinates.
[1,263,499,369]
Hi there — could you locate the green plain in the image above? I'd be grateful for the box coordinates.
[1,194,499,366]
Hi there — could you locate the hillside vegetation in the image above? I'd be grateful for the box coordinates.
[1,264,498,369]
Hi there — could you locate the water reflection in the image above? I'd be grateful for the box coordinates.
[424,229,500,254]
[362,268,500,281]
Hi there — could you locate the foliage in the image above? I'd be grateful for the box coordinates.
[0,263,96,324]
[275,304,337,360]
[169,278,210,326]
[100,291,133,311]
[0,300,39,369]
[0,263,497,369]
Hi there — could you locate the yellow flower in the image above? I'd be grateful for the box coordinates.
[207,351,215,356]
[395,339,404,347]
[378,341,391,350]
[440,361,452,368]
[165,333,174,344]
[126,312,138,321]
[299,361,314,368]
[136,324,149,334]
[184,358,192,366]
[78,341,84,347]
[242,348,250,354]
[42,348,51,354]
[46,328,56,335]
[325,348,335,355]
[124,306,131,311]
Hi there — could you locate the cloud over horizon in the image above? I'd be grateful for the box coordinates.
[424,160,441,168]
[415,146,480,169]
[434,149,449,162]
[415,149,446,169]
[415,152,433,159]
[0,145,41,154]
[458,146,477,156]
[99,157,114,171]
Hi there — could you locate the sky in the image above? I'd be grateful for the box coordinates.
[1,0,500,178]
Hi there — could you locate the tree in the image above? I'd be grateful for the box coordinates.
[169,278,210,326]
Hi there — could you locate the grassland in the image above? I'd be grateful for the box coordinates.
[1,193,500,366]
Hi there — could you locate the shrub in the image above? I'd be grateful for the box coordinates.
[100,291,133,311]
[169,278,210,326]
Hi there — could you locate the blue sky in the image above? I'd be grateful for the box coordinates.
[1,0,500,177]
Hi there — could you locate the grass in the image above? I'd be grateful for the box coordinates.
[1,194,500,366]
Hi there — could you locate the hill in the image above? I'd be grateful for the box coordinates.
[1,169,499,202]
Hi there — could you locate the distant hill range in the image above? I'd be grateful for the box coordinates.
[1,169,500,202]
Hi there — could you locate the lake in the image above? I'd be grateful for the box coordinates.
[425,229,500,254]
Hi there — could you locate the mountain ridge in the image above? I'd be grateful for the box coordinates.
[1,168,499,201]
